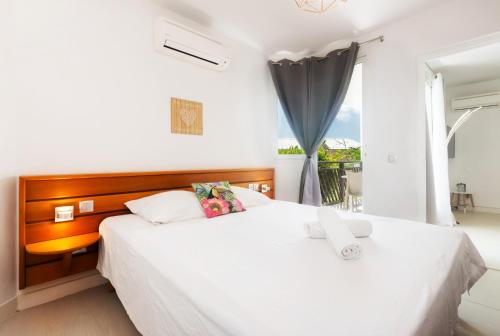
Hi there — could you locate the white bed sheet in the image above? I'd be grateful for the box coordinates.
[97,201,486,336]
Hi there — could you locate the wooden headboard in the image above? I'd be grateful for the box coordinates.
[19,168,274,289]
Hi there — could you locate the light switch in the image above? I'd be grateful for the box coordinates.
[55,206,74,222]
[79,200,94,213]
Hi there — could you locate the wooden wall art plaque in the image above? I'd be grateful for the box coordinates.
[171,98,203,135]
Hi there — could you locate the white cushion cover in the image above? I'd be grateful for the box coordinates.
[125,190,204,224]
[231,186,271,208]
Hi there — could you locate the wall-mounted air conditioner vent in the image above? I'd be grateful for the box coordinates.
[155,18,231,71]
[451,92,500,111]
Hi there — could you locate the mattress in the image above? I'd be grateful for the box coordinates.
[97,201,486,336]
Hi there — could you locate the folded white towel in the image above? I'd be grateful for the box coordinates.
[304,221,326,239]
[317,207,362,260]
[304,219,372,238]
[345,219,373,238]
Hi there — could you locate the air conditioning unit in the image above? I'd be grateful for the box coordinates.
[451,92,500,111]
[155,18,231,71]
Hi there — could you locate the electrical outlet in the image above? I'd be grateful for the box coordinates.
[79,200,94,213]
[248,183,259,191]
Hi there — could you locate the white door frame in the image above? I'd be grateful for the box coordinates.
[417,31,500,221]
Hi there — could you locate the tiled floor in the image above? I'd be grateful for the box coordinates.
[454,210,500,335]
[454,211,500,271]
[0,285,139,336]
[458,269,500,336]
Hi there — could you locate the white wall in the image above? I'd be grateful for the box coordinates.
[12,0,276,174]
[0,0,18,308]
[446,79,500,212]
[275,155,305,202]
[359,0,500,220]
[3,0,275,306]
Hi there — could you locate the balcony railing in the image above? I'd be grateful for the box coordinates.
[318,161,362,205]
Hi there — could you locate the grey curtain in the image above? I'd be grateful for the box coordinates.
[269,42,359,206]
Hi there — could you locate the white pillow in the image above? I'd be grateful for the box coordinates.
[125,190,204,224]
[231,186,272,208]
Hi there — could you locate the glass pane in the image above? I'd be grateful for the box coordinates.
[277,63,362,156]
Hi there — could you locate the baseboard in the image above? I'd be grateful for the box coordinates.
[0,296,17,324]
[472,207,500,214]
[17,270,106,311]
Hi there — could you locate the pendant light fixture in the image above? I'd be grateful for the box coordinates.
[295,0,347,13]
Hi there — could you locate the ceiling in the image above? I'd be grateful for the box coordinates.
[156,0,450,54]
[428,42,500,87]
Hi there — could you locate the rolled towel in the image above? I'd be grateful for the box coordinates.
[304,221,326,239]
[318,207,362,260]
[304,219,372,238]
[344,219,373,238]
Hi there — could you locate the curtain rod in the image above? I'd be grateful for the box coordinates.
[357,35,384,47]
[335,35,384,55]
[271,35,384,65]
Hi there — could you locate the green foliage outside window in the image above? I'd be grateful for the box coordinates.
[277,146,306,155]
[278,144,361,162]
[329,147,361,162]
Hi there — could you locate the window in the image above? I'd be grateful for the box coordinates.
[277,63,362,162]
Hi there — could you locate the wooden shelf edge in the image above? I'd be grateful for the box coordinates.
[25,232,100,255]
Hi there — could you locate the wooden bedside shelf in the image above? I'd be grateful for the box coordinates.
[26,232,100,255]
[25,232,100,275]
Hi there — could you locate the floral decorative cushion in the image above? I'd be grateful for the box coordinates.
[192,181,246,218]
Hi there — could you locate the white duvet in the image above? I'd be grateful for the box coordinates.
[97,201,486,336]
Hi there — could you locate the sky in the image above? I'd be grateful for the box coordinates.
[278,63,362,142]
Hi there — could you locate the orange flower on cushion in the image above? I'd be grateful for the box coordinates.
[201,198,230,218]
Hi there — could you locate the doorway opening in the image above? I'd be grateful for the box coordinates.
[426,41,500,271]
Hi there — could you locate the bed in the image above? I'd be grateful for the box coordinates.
[97,200,486,336]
